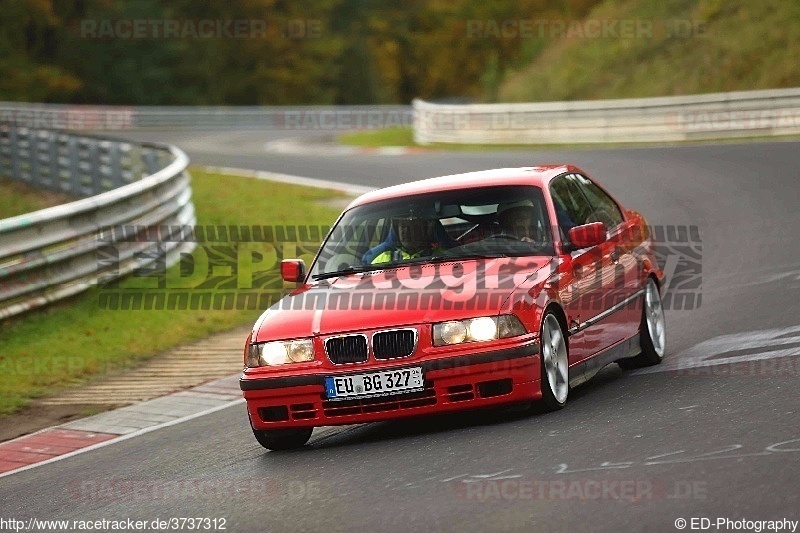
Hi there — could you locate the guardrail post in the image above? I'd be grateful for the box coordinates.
[67,136,82,196]
[9,128,21,181]
[88,139,102,194]
[143,149,159,175]
[29,130,41,187]
[108,141,123,189]
[47,131,59,191]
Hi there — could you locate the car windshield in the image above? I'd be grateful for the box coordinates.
[309,185,554,279]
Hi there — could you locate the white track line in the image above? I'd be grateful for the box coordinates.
[0,399,243,479]
[203,166,373,196]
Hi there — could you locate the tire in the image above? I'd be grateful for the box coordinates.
[540,312,569,411]
[619,278,666,369]
[252,427,313,451]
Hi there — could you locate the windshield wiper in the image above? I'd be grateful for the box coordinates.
[427,252,508,262]
[312,265,377,280]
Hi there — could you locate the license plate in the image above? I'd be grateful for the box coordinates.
[325,367,424,400]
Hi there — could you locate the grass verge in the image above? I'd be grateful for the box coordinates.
[0,167,345,417]
[0,178,78,219]
[338,127,800,151]
[338,128,552,151]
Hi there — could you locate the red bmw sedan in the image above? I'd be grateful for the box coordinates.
[241,166,666,450]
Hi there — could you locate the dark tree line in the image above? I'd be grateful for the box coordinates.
[1,0,602,105]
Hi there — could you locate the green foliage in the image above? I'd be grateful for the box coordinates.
[0,0,602,104]
[2,0,796,105]
[499,0,800,101]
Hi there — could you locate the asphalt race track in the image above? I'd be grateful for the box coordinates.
[2,132,799,532]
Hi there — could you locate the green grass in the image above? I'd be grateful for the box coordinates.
[339,128,416,147]
[338,126,800,151]
[0,168,345,416]
[499,0,800,102]
[338,128,564,150]
[0,178,76,219]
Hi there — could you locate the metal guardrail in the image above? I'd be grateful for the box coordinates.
[0,102,413,130]
[0,126,195,319]
[413,87,800,144]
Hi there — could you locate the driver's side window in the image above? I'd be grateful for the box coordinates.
[551,175,592,238]
[573,174,624,228]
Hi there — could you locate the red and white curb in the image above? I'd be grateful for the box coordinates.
[0,375,243,478]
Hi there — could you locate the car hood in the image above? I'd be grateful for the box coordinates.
[252,257,554,342]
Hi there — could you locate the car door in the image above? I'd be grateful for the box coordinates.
[550,174,627,364]
[571,173,641,342]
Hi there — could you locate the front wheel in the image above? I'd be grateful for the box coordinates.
[619,278,666,369]
[252,427,313,451]
[540,313,569,410]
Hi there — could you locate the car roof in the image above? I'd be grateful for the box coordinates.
[346,165,579,210]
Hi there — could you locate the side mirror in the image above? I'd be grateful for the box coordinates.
[281,259,306,283]
[568,222,607,250]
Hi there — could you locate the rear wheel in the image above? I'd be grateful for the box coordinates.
[252,427,313,451]
[619,278,666,369]
[540,313,569,411]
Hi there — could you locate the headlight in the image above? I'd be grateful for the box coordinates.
[432,314,526,346]
[437,320,467,345]
[247,339,315,367]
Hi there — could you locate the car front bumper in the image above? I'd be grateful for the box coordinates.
[241,340,541,430]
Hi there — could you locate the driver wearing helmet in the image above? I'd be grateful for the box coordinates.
[370,216,442,264]
[496,199,538,242]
